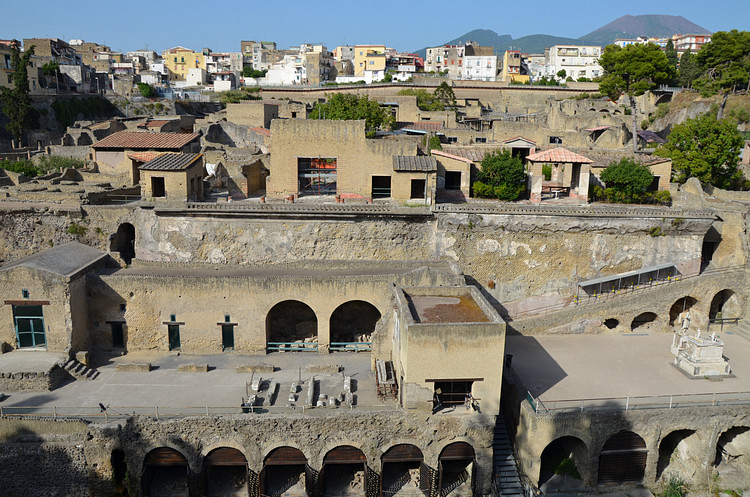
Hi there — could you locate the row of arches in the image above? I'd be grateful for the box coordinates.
[602,289,741,333]
[538,426,750,488]
[136,442,476,497]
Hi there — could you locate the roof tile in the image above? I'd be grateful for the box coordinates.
[93,131,200,150]
[139,153,202,171]
[393,155,437,172]
[526,147,593,164]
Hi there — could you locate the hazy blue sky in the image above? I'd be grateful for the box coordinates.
[5,0,749,54]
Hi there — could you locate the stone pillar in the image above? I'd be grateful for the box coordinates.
[529,162,543,204]
[578,164,591,203]
[318,312,330,354]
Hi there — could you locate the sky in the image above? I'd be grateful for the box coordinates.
[4,0,750,54]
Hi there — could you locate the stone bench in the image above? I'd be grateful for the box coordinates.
[115,363,151,372]
[236,363,274,373]
[178,363,209,373]
[307,364,341,373]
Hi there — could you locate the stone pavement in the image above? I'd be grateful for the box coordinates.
[506,327,750,402]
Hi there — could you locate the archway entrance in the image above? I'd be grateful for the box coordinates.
[330,301,381,352]
[381,444,425,497]
[669,297,698,326]
[709,290,741,320]
[538,437,587,490]
[597,431,647,484]
[713,426,750,487]
[630,312,658,332]
[142,447,189,497]
[111,223,135,264]
[262,447,310,497]
[321,446,368,497]
[657,430,700,481]
[266,300,318,352]
[438,442,475,497]
[203,447,248,497]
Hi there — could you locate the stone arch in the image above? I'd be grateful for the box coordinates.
[597,430,647,484]
[538,436,587,489]
[265,300,318,351]
[631,312,658,331]
[76,133,93,146]
[110,222,135,264]
[203,447,249,497]
[713,426,750,469]
[438,442,476,497]
[321,445,369,497]
[329,300,381,345]
[142,447,190,497]
[603,318,619,330]
[381,444,425,496]
[669,296,698,326]
[656,429,701,481]
[709,289,741,320]
[262,446,309,497]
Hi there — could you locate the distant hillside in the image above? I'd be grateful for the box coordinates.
[579,14,710,46]
[415,14,711,57]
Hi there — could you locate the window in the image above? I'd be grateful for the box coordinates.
[410,179,426,199]
[174,57,177,63]
[549,136,563,144]
[111,322,124,348]
[371,176,391,199]
[120,303,127,312]
[13,305,46,348]
[475,137,487,143]
[151,177,165,197]
[446,136,458,144]
[181,57,184,62]
[22,289,29,299]
[444,171,461,191]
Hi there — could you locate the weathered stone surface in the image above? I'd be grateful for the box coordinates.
[178,363,209,373]
[115,362,151,372]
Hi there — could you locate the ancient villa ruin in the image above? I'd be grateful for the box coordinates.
[1,84,749,497]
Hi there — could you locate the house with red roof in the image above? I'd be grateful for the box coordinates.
[91,131,201,185]
[526,147,592,204]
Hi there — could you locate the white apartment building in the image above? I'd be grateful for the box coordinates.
[545,45,602,81]
[461,55,498,81]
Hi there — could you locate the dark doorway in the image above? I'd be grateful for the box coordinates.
[669,297,698,326]
[262,447,309,497]
[110,223,136,264]
[597,431,647,484]
[438,442,475,497]
[266,300,318,352]
[298,157,337,195]
[142,448,189,497]
[321,446,367,497]
[151,177,166,197]
[330,300,381,346]
[444,171,461,191]
[701,226,721,270]
[709,289,739,320]
[168,324,181,350]
[372,176,392,199]
[410,179,426,199]
[381,444,425,497]
[204,448,249,497]
[111,322,125,348]
[538,437,586,487]
[221,325,235,351]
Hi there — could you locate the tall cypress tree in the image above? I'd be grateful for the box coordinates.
[0,40,35,147]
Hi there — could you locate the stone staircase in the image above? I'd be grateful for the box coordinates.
[493,414,524,497]
[61,358,100,380]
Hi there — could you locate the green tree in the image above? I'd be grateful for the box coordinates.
[556,69,567,81]
[433,82,456,111]
[598,43,675,153]
[693,30,750,118]
[655,113,744,188]
[0,40,35,146]
[677,52,701,88]
[137,82,157,98]
[473,149,526,201]
[599,157,654,202]
[398,88,445,111]
[242,65,267,78]
[42,60,60,92]
[665,40,679,73]
[309,93,395,136]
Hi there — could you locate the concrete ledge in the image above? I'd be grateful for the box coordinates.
[236,363,274,373]
[115,363,152,372]
[178,363,209,373]
[307,364,341,373]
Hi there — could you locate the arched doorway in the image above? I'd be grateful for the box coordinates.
[630,312,658,332]
[262,447,310,497]
[597,431,647,484]
[142,447,189,497]
[538,436,587,490]
[438,442,475,497]
[329,301,381,351]
[321,446,368,497]
[669,297,698,326]
[381,444,425,497]
[709,290,741,320]
[657,430,700,481]
[203,447,248,497]
[714,426,750,466]
[266,300,318,352]
[111,223,136,264]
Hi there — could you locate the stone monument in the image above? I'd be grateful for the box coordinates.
[673,325,732,378]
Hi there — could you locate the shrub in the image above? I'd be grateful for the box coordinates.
[654,190,672,205]
[428,135,442,151]
[0,158,39,177]
[66,222,87,236]
[473,149,526,201]
[542,164,552,181]
[600,158,654,202]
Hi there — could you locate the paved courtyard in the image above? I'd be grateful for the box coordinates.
[506,326,750,406]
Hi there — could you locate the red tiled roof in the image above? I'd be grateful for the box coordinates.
[128,152,167,162]
[526,147,593,164]
[502,136,536,145]
[145,120,171,128]
[248,127,271,137]
[92,131,200,150]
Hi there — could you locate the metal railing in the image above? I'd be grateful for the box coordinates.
[528,390,750,414]
[266,341,319,352]
[329,342,372,352]
[0,403,403,422]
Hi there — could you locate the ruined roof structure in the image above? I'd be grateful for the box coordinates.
[0,241,107,278]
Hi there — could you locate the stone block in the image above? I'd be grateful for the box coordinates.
[307,364,341,373]
[235,363,274,373]
[115,362,152,372]
[178,363,209,373]
[75,351,89,367]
